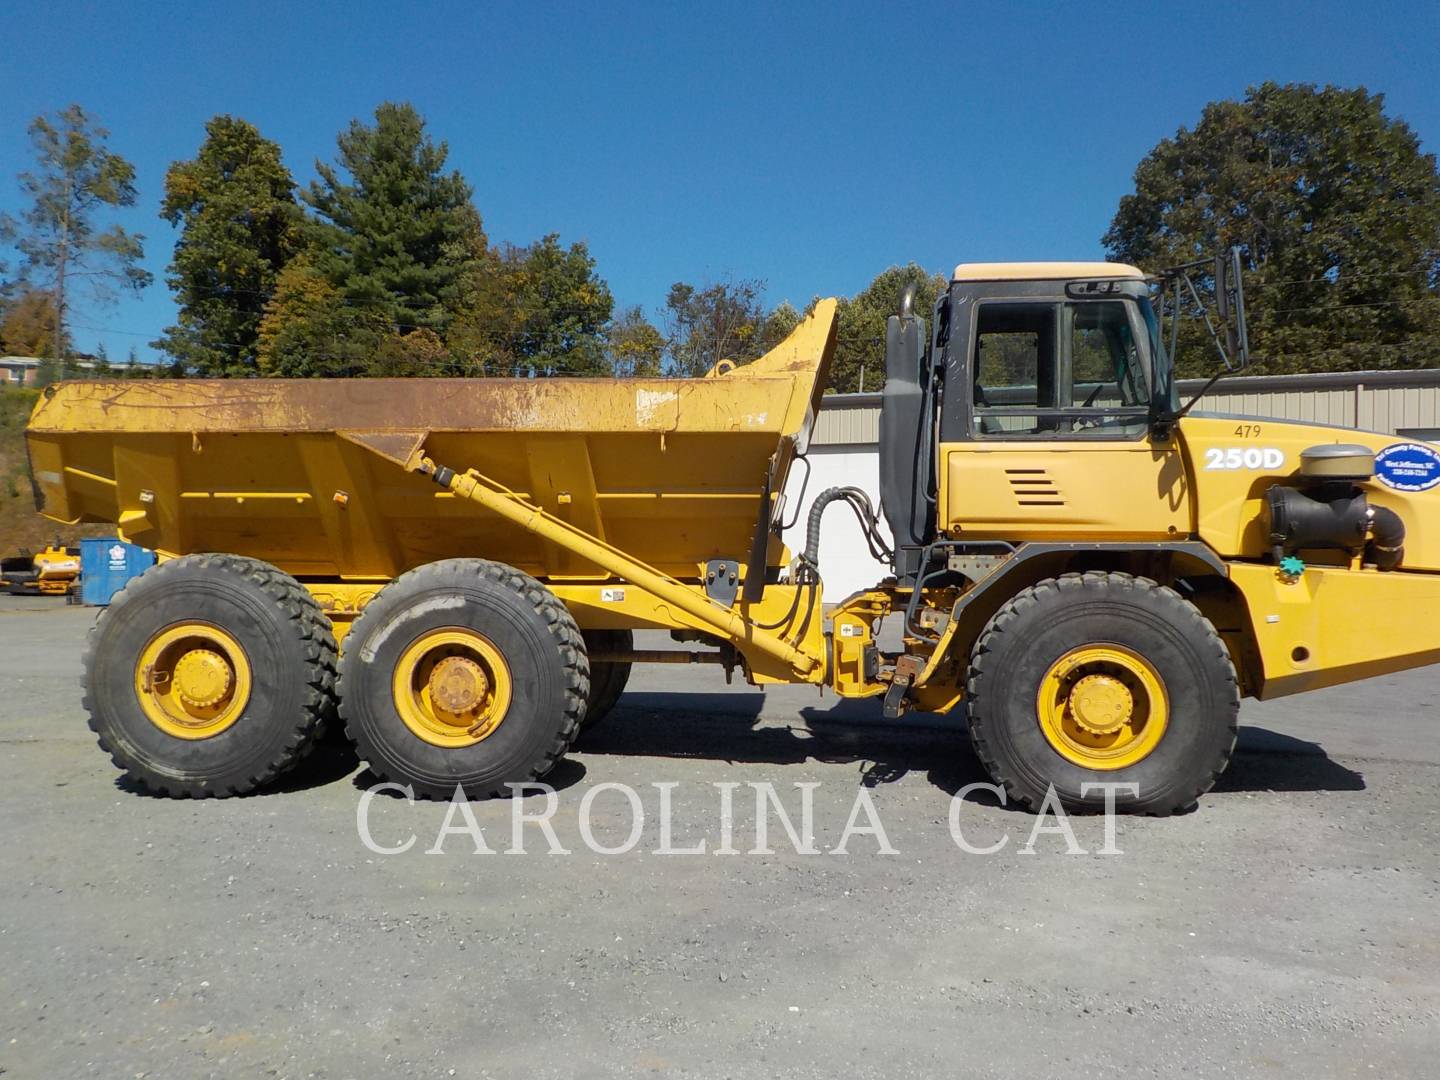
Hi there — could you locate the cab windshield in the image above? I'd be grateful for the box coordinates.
[1138,296,1176,412]
[1071,301,1147,408]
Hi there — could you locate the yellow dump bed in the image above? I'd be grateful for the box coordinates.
[27,301,837,582]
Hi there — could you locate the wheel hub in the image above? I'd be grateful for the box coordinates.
[392,628,513,748]
[1067,673,1132,735]
[134,622,253,741]
[1036,643,1170,771]
[172,648,234,709]
[429,655,488,714]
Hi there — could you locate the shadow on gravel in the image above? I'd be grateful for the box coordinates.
[1213,727,1365,793]
[348,755,589,799]
[114,699,1359,802]
[574,690,1004,803]
[575,693,1366,804]
[267,732,363,794]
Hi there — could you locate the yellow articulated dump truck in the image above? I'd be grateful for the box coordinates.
[25,254,1440,813]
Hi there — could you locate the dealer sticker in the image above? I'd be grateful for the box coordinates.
[1374,442,1440,492]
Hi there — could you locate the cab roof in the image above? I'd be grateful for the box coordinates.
[951,261,1146,283]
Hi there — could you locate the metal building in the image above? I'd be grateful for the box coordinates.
[784,369,1440,599]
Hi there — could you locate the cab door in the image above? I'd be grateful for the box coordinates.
[938,296,1192,541]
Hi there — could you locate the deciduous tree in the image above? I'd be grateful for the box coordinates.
[829,265,946,393]
[506,235,613,375]
[450,236,614,376]
[1105,82,1440,374]
[605,306,665,377]
[663,279,768,377]
[757,300,801,355]
[370,327,450,377]
[0,288,63,357]
[4,105,151,360]
[256,256,388,377]
[154,116,302,375]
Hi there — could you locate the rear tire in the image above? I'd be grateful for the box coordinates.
[966,571,1238,816]
[579,629,633,731]
[82,554,337,797]
[338,559,588,799]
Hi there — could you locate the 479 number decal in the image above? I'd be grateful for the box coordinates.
[1204,447,1285,471]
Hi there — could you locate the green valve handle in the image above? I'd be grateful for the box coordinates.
[1279,555,1306,578]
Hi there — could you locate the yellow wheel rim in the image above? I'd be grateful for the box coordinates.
[392,627,512,748]
[135,622,253,740]
[1036,643,1168,770]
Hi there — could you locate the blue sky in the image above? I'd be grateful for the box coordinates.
[1,1,1437,362]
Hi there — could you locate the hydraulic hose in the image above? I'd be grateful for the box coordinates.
[803,486,894,570]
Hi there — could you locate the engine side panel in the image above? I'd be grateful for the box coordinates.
[1179,415,1440,572]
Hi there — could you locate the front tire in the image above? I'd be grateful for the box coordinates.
[338,559,588,799]
[965,572,1238,816]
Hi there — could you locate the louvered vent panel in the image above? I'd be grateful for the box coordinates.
[1005,468,1064,506]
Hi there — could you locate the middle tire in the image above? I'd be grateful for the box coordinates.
[579,629,633,731]
[338,559,588,799]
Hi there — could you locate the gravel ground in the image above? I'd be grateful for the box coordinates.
[2,594,1438,1078]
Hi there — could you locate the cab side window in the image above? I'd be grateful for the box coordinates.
[972,299,1149,437]
[973,303,1055,435]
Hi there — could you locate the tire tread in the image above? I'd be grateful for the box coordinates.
[337,558,587,798]
[966,571,1239,816]
[81,553,338,798]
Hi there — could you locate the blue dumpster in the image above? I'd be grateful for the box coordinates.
[80,538,155,606]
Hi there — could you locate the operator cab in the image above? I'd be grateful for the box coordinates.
[879,262,1176,577]
[946,262,1173,442]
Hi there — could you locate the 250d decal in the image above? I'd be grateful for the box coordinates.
[1203,447,1286,471]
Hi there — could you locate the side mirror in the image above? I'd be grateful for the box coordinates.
[1155,247,1255,431]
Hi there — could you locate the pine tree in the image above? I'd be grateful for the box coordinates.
[303,103,487,340]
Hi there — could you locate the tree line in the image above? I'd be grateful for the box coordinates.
[2,83,1437,389]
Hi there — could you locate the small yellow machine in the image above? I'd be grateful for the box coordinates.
[1,542,80,596]
[26,254,1440,812]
